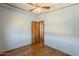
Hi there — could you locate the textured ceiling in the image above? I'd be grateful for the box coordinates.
[9,3,76,15]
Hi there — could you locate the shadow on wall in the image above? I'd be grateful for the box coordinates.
[0,9,10,52]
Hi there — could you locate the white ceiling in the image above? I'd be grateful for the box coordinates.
[9,3,76,15]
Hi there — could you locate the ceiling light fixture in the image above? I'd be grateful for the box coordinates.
[34,7,42,13]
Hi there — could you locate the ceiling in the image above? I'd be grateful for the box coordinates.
[9,3,76,15]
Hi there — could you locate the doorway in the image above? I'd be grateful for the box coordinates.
[32,21,44,44]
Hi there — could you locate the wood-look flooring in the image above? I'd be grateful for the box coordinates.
[0,42,69,56]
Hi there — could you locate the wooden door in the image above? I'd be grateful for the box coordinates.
[32,21,44,44]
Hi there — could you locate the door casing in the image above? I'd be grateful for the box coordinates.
[32,21,44,44]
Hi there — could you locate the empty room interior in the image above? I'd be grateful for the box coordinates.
[0,3,79,56]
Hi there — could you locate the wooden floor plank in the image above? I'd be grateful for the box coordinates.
[0,43,70,56]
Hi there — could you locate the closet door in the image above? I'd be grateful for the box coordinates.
[32,21,44,44]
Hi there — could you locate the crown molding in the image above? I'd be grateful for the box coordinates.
[38,3,79,15]
[2,3,38,16]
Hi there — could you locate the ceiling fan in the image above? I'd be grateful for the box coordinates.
[27,3,50,13]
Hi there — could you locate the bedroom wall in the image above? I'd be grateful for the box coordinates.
[0,4,36,52]
[38,4,79,55]
[0,3,79,56]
